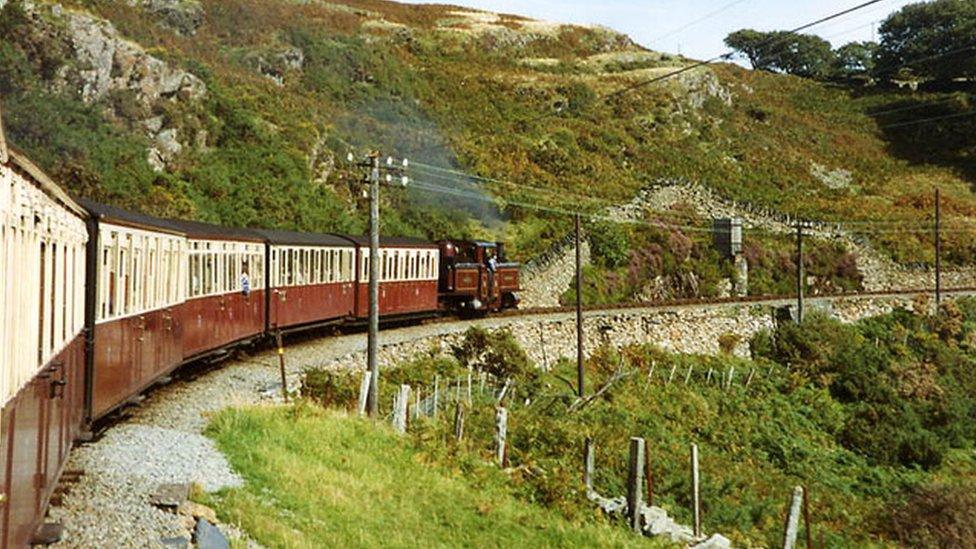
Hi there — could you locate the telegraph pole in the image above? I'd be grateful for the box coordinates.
[575,212,584,398]
[935,187,942,313]
[349,152,409,417]
[796,221,804,324]
[368,152,381,417]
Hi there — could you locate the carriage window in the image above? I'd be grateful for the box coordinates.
[146,247,154,310]
[38,241,46,364]
[62,244,69,341]
[203,253,214,295]
[120,243,130,316]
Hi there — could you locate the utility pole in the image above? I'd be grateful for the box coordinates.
[575,212,584,398]
[935,187,942,313]
[349,151,409,417]
[796,221,804,324]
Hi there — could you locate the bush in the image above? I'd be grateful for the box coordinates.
[586,220,630,268]
[452,327,535,382]
[883,483,976,548]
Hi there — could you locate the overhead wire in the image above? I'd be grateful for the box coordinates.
[600,0,891,103]
[646,0,751,47]
[404,170,976,236]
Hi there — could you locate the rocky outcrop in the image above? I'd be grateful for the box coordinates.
[24,2,207,171]
[127,0,204,36]
[243,45,305,86]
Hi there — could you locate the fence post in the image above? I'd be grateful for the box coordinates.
[453,401,465,442]
[479,371,486,394]
[433,375,440,419]
[393,384,410,434]
[782,486,804,549]
[466,370,473,404]
[746,368,756,387]
[357,370,372,416]
[684,365,693,385]
[691,443,701,538]
[414,388,422,420]
[803,484,813,549]
[583,438,595,495]
[644,438,654,507]
[627,437,646,533]
[495,407,508,466]
[667,364,677,385]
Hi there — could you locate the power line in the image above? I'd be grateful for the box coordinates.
[601,0,890,103]
[867,95,967,118]
[407,176,976,236]
[880,108,976,129]
[646,0,750,46]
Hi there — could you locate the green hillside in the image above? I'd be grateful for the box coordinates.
[1,0,973,266]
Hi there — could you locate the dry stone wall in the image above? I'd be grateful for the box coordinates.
[321,293,941,376]
[518,179,976,308]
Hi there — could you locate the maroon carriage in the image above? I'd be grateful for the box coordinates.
[254,229,357,332]
[345,236,440,320]
[1,150,88,548]
[165,219,266,361]
[437,240,520,313]
[79,200,188,420]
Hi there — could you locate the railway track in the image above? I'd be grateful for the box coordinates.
[44,286,972,546]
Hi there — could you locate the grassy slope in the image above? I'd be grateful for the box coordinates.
[303,306,976,547]
[2,0,974,263]
[203,405,658,548]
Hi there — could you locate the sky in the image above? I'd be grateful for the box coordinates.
[402,0,920,61]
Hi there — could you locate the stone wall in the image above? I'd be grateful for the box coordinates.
[518,179,976,308]
[519,234,590,308]
[322,293,943,375]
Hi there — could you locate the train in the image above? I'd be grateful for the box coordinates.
[0,116,519,547]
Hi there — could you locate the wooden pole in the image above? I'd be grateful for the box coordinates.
[494,407,508,465]
[453,401,465,441]
[575,212,585,398]
[275,330,288,403]
[393,384,410,434]
[433,375,440,419]
[367,152,381,417]
[644,438,654,507]
[796,222,804,324]
[782,486,804,549]
[357,370,372,416]
[466,370,472,404]
[627,437,646,533]
[935,187,942,312]
[691,443,701,538]
[583,438,595,494]
[803,484,813,549]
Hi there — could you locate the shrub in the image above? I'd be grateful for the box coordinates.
[302,369,359,409]
[883,483,976,548]
[452,327,535,382]
[586,220,630,268]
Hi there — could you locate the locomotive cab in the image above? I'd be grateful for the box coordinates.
[437,239,520,313]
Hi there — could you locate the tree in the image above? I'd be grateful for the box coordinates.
[874,0,976,84]
[725,29,835,79]
[833,41,879,79]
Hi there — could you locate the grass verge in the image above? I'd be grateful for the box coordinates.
[202,404,659,548]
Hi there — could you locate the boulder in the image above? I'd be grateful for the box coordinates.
[193,519,229,549]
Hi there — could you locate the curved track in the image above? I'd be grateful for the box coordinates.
[46,287,972,546]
